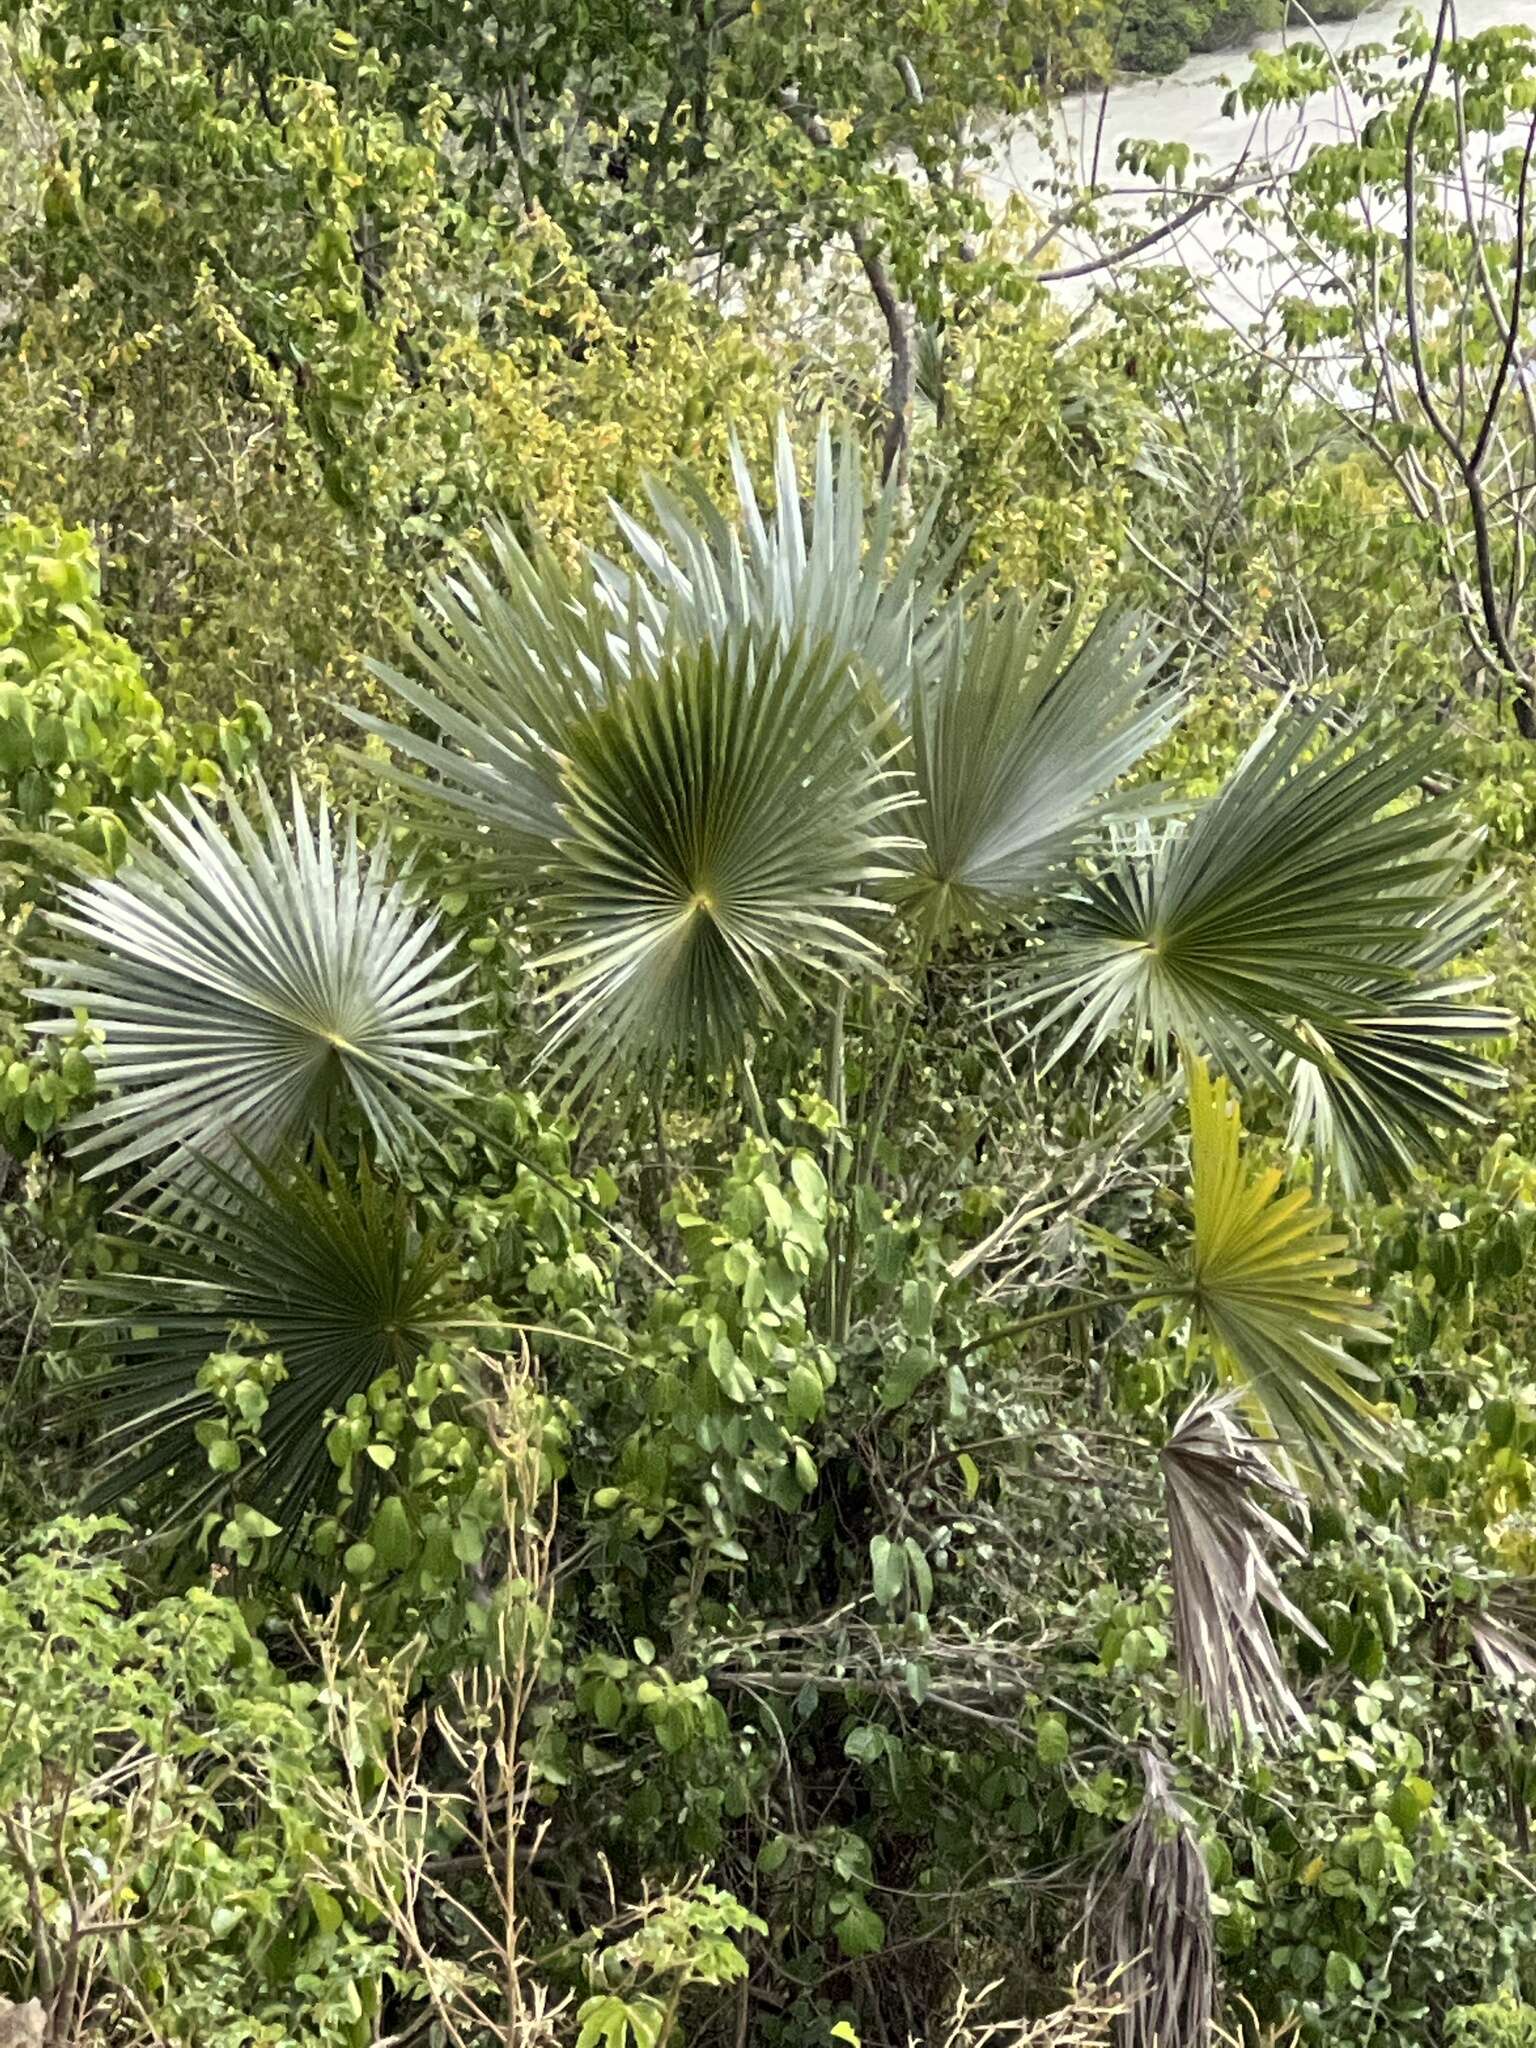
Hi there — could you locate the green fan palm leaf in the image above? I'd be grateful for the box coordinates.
[1282,879,1511,1194]
[1014,710,1507,1184]
[599,418,959,700]
[539,631,910,1083]
[894,596,1175,939]
[73,1148,470,1531]
[33,780,475,1191]
[355,524,638,870]
[355,424,1194,1081]
[351,422,954,877]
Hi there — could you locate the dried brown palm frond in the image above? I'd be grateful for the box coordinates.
[1161,1394,1325,1747]
[1468,1584,1536,1686]
[1085,1751,1214,2048]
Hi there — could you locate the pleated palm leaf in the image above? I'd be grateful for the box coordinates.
[1096,1056,1393,1486]
[352,422,952,881]
[1161,1393,1324,1746]
[598,418,959,700]
[74,1148,469,1532]
[1283,876,1510,1195]
[539,631,910,1085]
[354,523,637,874]
[357,424,1186,1081]
[33,780,475,1193]
[893,596,1175,941]
[1014,710,1508,1187]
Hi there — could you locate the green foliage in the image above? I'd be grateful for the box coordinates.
[0,516,173,848]
[0,1516,400,2043]
[5,6,1536,2047]
[0,516,269,1152]
[1450,1997,1536,2047]
[75,1148,471,1536]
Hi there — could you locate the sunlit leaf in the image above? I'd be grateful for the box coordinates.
[1098,1055,1394,1484]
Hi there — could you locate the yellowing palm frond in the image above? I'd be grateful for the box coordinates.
[1100,1055,1394,1485]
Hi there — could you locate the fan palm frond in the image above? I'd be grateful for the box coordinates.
[33,781,475,1192]
[1085,1750,1213,2048]
[1013,710,1504,1185]
[894,598,1174,940]
[1161,1393,1324,1745]
[1098,1056,1394,1485]
[355,523,644,871]
[74,1148,470,1532]
[539,631,910,1084]
[1283,879,1511,1196]
[598,417,959,701]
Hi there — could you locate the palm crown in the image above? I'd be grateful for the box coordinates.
[35,418,1510,1745]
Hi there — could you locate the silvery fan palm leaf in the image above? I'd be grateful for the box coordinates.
[33,780,474,1193]
[1013,709,1506,1187]
[1283,876,1511,1197]
[1096,1056,1394,1487]
[539,631,910,1085]
[354,472,916,1081]
[73,1147,469,1534]
[1161,1393,1324,1746]
[355,524,645,874]
[598,417,960,702]
[893,596,1175,941]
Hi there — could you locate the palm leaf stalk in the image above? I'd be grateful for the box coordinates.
[1161,1393,1324,1745]
[1012,709,1510,1192]
[33,779,476,1194]
[71,1147,474,1533]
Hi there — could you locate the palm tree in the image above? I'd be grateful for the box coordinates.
[73,1147,471,1532]
[349,419,1505,1716]
[41,419,1509,1757]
